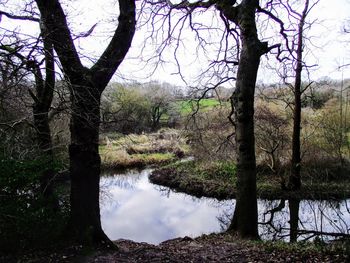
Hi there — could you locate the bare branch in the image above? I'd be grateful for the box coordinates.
[0,9,40,22]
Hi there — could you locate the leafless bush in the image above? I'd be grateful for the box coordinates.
[185,104,235,162]
[255,105,289,173]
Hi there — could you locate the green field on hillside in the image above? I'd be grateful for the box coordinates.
[174,98,224,115]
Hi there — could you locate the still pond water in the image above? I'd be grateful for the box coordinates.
[100,168,350,244]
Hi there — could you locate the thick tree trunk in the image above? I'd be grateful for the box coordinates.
[67,80,110,244]
[228,45,260,239]
[226,2,267,239]
[34,0,136,245]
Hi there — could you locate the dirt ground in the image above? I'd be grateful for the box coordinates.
[8,234,346,263]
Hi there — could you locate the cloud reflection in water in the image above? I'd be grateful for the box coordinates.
[100,169,350,243]
[100,169,234,244]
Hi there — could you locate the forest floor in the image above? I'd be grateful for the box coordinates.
[4,234,349,262]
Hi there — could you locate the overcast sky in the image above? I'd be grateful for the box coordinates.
[1,0,349,87]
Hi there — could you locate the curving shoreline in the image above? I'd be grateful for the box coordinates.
[150,161,350,200]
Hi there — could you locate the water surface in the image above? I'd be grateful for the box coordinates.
[100,168,350,244]
[100,168,232,244]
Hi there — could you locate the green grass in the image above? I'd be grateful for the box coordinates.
[164,160,237,182]
[167,160,236,182]
[258,239,350,256]
[153,159,350,200]
[150,160,237,199]
[174,98,223,115]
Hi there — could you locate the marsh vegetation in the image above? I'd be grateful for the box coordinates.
[1,0,350,261]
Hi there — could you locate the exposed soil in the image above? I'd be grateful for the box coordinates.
[4,234,348,262]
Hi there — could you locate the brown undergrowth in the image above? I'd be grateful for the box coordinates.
[99,129,190,169]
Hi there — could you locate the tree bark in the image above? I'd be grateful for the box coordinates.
[225,0,269,239]
[34,0,136,245]
[152,0,280,240]
[67,79,108,243]
[228,42,260,238]
[289,0,309,190]
[288,198,300,242]
[290,72,302,190]
[36,33,55,200]
[33,104,55,199]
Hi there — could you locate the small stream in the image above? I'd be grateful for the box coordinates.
[100,168,350,244]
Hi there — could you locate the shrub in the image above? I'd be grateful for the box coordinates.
[185,104,235,162]
[255,104,289,172]
[0,155,68,254]
[303,98,350,165]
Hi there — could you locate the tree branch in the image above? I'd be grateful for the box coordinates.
[34,0,84,78]
[91,0,136,90]
[0,10,40,22]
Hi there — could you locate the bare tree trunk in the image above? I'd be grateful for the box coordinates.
[20,31,57,202]
[1,28,56,199]
[290,43,302,189]
[290,73,302,190]
[289,0,310,190]
[38,36,55,200]
[35,0,136,245]
[228,44,259,238]
[145,0,282,240]
[226,1,270,239]
[67,81,110,243]
[33,106,55,197]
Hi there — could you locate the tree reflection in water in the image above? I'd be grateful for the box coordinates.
[100,168,350,243]
[258,199,350,242]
